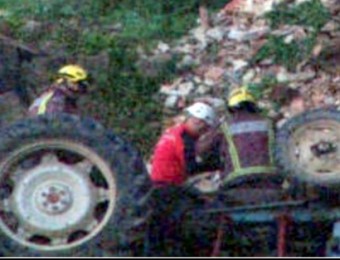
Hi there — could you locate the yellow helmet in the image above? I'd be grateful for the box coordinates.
[228,86,255,107]
[58,65,88,83]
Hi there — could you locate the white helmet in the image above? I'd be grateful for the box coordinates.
[185,102,217,126]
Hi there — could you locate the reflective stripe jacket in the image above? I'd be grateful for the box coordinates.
[27,84,78,116]
[220,111,276,186]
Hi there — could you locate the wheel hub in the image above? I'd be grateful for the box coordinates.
[290,120,340,176]
[12,162,93,232]
[0,140,117,252]
[35,183,73,215]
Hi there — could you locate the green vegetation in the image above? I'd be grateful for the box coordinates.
[252,34,317,71]
[0,0,227,156]
[265,0,330,30]
[247,76,279,100]
[253,0,330,71]
[0,0,331,154]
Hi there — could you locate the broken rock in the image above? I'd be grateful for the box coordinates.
[227,26,270,42]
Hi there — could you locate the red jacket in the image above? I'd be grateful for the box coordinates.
[150,124,187,185]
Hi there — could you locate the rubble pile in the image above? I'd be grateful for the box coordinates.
[141,0,339,128]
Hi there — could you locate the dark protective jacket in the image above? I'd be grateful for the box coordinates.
[219,111,278,187]
[27,83,78,116]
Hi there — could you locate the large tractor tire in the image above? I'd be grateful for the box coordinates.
[275,108,340,188]
[0,114,151,257]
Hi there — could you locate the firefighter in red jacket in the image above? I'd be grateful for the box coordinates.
[150,102,218,185]
[28,64,90,116]
[148,102,218,256]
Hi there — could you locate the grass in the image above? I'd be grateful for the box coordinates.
[265,0,331,31]
[0,0,331,155]
[253,0,330,72]
[0,0,218,155]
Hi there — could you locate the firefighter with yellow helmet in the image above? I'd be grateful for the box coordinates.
[196,86,283,199]
[28,64,90,116]
[218,86,283,199]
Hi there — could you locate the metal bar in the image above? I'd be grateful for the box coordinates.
[193,200,308,215]
[211,215,225,257]
[187,200,340,224]
[277,215,290,257]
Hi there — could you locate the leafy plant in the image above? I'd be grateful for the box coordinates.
[253,0,330,72]
[265,0,330,31]
[247,75,278,100]
[252,34,317,71]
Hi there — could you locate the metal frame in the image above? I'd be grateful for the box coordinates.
[185,199,340,256]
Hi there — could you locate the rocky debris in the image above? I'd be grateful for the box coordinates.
[221,0,284,17]
[137,0,339,128]
[227,26,270,42]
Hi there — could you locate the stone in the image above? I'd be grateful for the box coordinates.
[259,58,274,66]
[204,79,215,86]
[321,20,338,33]
[164,95,179,108]
[195,84,210,95]
[157,41,170,53]
[221,0,279,16]
[160,83,175,95]
[175,43,196,54]
[204,66,225,81]
[191,26,208,46]
[232,59,248,72]
[325,96,336,105]
[177,81,195,96]
[312,44,323,57]
[272,25,306,37]
[227,26,270,42]
[193,76,203,84]
[284,34,295,44]
[242,69,256,84]
[206,27,225,42]
[209,97,226,112]
[178,54,198,69]
[276,68,316,82]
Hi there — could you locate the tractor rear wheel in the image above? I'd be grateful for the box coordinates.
[275,108,340,189]
[0,114,151,256]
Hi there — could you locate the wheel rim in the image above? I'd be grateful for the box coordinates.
[288,119,340,180]
[0,140,116,252]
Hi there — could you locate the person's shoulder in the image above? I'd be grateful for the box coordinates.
[159,124,185,143]
[165,123,185,134]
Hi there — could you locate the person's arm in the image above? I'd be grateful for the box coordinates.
[182,132,221,175]
[150,136,183,184]
[196,128,221,155]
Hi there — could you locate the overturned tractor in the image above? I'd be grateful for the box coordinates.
[0,108,338,256]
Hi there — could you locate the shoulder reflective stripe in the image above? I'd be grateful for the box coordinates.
[221,122,241,170]
[222,166,277,185]
[229,120,269,135]
[37,91,54,115]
